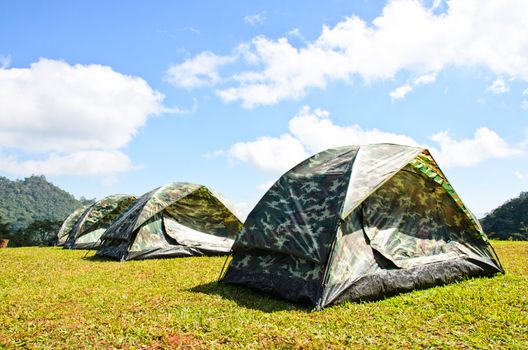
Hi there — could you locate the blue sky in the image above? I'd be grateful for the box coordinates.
[1,0,528,218]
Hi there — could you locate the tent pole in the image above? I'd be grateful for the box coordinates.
[217,253,231,282]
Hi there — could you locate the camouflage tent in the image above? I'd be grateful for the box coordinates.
[63,194,137,250]
[221,144,504,309]
[96,182,243,261]
[56,206,87,246]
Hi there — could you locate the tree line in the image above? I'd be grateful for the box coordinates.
[0,215,63,246]
[0,175,526,246]
[0,175,94,246]
[480,191,528,240]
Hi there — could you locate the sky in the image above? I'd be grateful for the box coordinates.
[1,0,528,218]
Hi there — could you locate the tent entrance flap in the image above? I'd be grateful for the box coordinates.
[163,216,233,252]
[318,161,504,307]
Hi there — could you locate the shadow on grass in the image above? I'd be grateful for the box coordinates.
[190,281,311,313]
[82,252,113,262]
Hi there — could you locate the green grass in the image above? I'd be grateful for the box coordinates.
[0,241,527,349]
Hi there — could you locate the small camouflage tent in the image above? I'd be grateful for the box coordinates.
[56,206,87,246]
[63,194,136,250]
[96,182,243,261]
[221,144,504,309]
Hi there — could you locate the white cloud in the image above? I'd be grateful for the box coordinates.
[429,127,523,168]
[0,58,165,152]
[390,84,413,101]
[487,78,509,94]
[522,88,528,109]
[220,106,521,175]
[225,106,418,173]
[244,11,266,26]
[390,73,436,101]
[162,97,198,115]
[184,26,201,35]
[0,150,133,184]
[232,201,252,220]
[203,149,226,159]
[165,51,235,89]
[413,72,437,85]
[287,28,304,40]
[228,134,307,173]
[0,55,10,69]
[0,58,167,179]
[174,0,528,107]
[514,171,526,180]
[288,106,418,152]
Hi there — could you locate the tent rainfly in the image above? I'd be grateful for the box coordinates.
[63,194,137,250]
[221,144,504,309]
[96,182,243,261]
[56,206,87,246]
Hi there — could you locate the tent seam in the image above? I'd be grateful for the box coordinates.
[341,148,425,221]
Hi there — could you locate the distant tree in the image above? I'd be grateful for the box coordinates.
[481,192,528,240]
[79,196,96,206]
[0,174,95,246]
[0,175,84,230]
[0,215,11,239]
[9,219,62,247]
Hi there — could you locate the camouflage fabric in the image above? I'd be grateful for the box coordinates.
[72,228,106,248]
[97,182,243,261]
[224,250,323,304]
[234,146,358,264]
[321,160,502,306]
[360,163,496,267]
[222,144,504,309]
[325,213,381,287]
[63,194,136,249]
[228,251,323,283]
[129,213,168,252]
[100,188,157,241]
[134,183,202,232]
[164,186,242,239]
[409,151,483,237]
[340,144,423,218]
[56,206,87,246]
[226,146,358,303]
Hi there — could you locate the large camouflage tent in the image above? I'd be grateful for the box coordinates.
[56,206,87,246]
[96,182,243,261]
[221,144,504,309]
[63,194,137,250]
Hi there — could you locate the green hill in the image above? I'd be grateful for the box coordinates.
[0,175,87,231]
[481,192,528,240]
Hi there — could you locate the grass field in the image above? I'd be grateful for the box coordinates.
[0,241,527,349]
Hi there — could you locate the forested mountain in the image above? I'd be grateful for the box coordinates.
[481,192,528,240]
[0,175,88,230]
